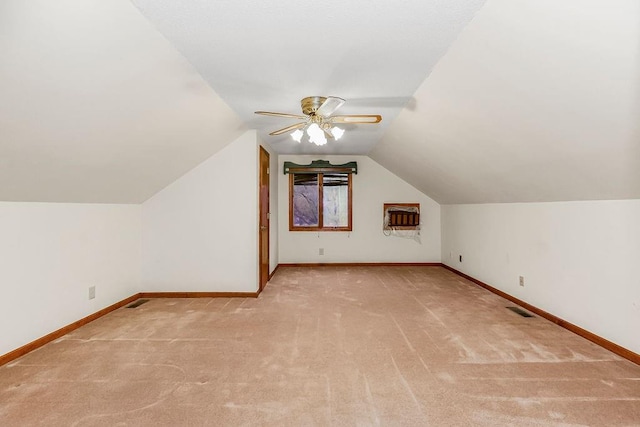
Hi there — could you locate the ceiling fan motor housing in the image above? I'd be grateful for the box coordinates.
[301,96,327,115]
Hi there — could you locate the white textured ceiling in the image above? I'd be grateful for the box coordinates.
[131,0,486,155]
[370,0,640,203]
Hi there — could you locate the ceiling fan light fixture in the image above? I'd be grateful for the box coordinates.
[307,123,327,146]
[314,136,328,146]
[255,96,383,146]
[306,123,321,137]
[331,127,344,140]
[291,129,304,142]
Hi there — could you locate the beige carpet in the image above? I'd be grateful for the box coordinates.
[1,266,639,426]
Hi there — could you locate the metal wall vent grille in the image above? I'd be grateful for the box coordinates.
[506,306,534,317]
[126,299,150,308]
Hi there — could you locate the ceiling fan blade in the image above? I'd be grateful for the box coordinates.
[255,111,308,120]
[322,127,334,139]
[269,122,307,136]
[316,96,345,117]
[331,115,382,124]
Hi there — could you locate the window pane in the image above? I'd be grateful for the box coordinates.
[293,174,319,227]
[322,173,349,227]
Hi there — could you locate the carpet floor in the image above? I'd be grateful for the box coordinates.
[1,266,639,426]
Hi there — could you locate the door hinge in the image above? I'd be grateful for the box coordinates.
[267,167,270,175]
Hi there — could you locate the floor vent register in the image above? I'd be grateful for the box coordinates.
[506,306,534,317]
[126,299,150,309]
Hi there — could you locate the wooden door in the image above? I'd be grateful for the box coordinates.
[259,147,270,292]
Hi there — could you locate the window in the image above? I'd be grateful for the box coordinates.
[289,169,352,231]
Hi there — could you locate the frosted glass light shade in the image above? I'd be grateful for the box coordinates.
[291,129,303,142]
[307,123,327,146]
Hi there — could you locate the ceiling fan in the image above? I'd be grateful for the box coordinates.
[255,96,382,146]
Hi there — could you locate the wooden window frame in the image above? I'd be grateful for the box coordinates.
[289,167,353,232]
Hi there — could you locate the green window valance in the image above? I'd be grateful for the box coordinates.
[283,160,358,175]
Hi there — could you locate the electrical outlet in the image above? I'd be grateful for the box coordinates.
[519,276,525,287]
[459,255,462,262]
[88,286,96,300]
[319,248,324,256]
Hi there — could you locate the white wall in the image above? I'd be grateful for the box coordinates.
[442,200,640,355]
[141,131,261,292]
[0,202,141,356]
[279,155,441,263]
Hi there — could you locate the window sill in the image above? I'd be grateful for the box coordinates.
[289,227,352,232]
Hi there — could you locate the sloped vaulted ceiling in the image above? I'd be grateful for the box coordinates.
[370,0,640,204]
[0,0,245,203]
[130,0,487,155]
[1,0,638,205]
